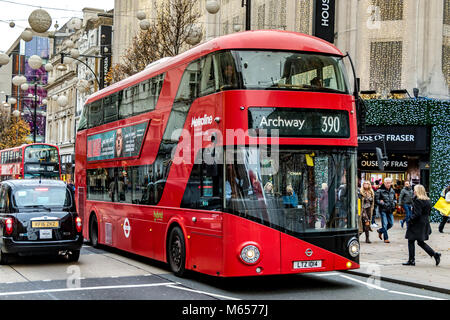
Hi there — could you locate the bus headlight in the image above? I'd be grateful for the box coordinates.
[348,238,360,257]
[240,245,260,264]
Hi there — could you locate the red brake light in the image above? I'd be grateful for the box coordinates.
[34,188,49,192]
[75,217,82,233]
[5,218,13,235]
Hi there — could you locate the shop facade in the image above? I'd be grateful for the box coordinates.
[362,98,450,222]
[358,126,430,189]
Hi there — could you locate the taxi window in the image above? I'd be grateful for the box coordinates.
[13,186,71,208]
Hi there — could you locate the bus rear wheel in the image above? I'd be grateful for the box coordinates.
[89,215,99,248]
[168,227,186,277]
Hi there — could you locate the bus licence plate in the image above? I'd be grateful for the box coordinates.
[32,221,59,228]
[293,260,322,269]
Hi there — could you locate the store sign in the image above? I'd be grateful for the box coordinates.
[357,126,429,153]
[359,154,409,172]
[87,121,148,162]
[100,25,112,88]
[313,0,336,43]
[248,108,349,138]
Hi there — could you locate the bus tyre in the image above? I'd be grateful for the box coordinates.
[89,215,99,248]
[168,227,186,277]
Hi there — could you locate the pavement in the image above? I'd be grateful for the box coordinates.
[346,216,450,294]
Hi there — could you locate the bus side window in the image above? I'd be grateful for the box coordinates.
[217,51,238,89]
[119,88,133,119]
[174,61,201,104]
[199,55,217,96]
[78,104,88,131]
[104,93,119,124]
[152,73,165,107]
[88,100,103,128]
[181,151,223,211]
[133,81,150,115]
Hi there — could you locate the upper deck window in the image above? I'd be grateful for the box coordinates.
[25,145,59,163]
[232,50,349,94]
[78,73,165,132]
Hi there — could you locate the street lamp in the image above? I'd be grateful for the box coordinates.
[59,52,105,89]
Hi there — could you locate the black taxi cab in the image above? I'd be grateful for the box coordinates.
[0,179,83,264]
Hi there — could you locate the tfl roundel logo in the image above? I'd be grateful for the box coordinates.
[305,248,313,257]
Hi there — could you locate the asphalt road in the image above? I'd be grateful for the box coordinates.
[0,243,448,310]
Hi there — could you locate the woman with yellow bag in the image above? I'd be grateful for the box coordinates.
[437,185,450,233]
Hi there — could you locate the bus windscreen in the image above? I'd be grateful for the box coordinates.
[230,50,349,93]
[24,145,60,179]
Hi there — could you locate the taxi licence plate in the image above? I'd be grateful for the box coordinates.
[293,260,322,269]
[32,221,59,228]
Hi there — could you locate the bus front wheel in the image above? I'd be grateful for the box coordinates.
[168,226,186,277]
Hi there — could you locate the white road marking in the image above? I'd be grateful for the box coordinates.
[388,290,446,301]
[339,274,388,291]
[166,284,241,300]
[340,274,447,300]
[313,272,340,277]
[0,282,174,297]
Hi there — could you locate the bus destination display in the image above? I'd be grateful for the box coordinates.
[248,107,350,138]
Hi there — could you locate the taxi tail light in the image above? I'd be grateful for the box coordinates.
[75,217,82,233]
[5,218,13,235]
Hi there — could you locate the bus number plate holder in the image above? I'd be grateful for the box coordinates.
[293,260,322,269]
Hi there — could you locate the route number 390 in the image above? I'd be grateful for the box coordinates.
[321,116,340,134]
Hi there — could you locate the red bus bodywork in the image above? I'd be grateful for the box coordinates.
[0,143,61,181]
[76,30,360,277]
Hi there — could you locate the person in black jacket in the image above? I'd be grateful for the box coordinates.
[375,177,396,243]
[403,184,441,266]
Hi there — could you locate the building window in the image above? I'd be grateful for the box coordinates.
[371,0,403,21]
[297,0,311,34]
[222,20,229,35]
[369,41,402,94]
[257,4,265,29]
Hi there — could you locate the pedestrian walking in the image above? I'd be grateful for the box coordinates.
[403,184,441,266]
[399,181,414,228]
[437,185,450,233]
[360,181,375,243]
[371,180,380,227]
[375,177,396,243]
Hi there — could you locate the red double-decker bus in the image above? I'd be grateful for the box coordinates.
[75,30,360,277]
[0,143,61,181]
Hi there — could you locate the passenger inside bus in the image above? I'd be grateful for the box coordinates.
[310,76,323,87]
[283,184,299,208]
[220,59,238,89]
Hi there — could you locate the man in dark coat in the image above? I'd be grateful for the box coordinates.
[403,184,441,266]
[375,177,396,243]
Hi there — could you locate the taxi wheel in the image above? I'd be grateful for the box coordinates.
[168,227,186,277]
[0,250,11,265]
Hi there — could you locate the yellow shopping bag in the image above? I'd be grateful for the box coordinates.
[434,197,450,216]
